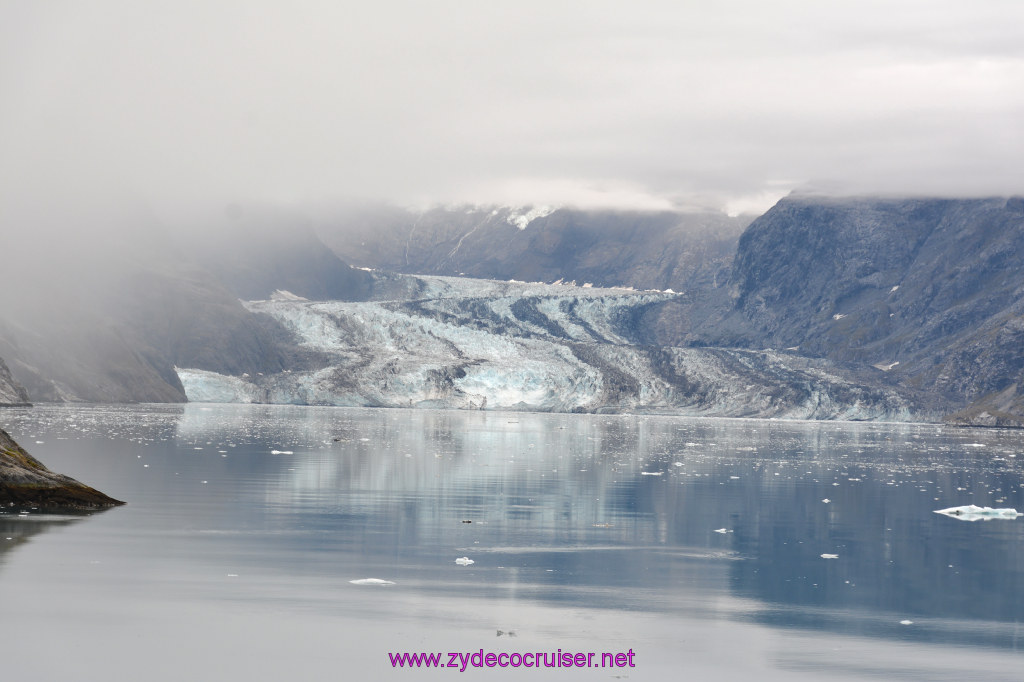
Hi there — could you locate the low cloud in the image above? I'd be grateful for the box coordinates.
[3,0,1023,222]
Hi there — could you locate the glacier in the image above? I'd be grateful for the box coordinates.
[176,274,922,419]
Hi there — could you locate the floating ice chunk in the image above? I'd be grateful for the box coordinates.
[821,554,839,559]
[455,557,475,565]
[933,505,1022,521]
[641,471,663,476]
[713,528,732,534]
[822,499,831,503]
[349,578,396,585]
[270,450,294,455]
[900,620,913,625]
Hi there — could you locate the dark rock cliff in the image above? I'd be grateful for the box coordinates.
[679,195,1024,424]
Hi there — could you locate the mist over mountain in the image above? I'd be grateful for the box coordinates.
[0,357,29,406]
[178,206,375,302]
[0,205,372,402]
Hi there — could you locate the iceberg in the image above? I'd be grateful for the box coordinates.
[933,505,1022,521]
[349,578,396,585]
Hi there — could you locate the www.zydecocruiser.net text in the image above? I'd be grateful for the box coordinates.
[389,649,637,671]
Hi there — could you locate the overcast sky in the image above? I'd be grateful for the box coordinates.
[3,0,1024,218]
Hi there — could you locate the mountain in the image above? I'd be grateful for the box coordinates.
[316,205,750,292]
[674,195,1024,425]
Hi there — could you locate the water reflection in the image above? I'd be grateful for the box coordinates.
[1,404,1023,680]
[0,514,85,565]
[172,406,1024,642]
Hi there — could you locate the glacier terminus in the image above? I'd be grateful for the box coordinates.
[177,274,920,420]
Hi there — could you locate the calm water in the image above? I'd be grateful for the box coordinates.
[2,404,1024,680]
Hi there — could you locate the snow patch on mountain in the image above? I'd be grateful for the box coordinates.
[505,205,554,229]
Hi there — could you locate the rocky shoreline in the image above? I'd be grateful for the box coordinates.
[0,428,124,510]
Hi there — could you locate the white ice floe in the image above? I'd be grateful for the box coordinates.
[933,505,1022,521]
[900,620,914,625]
[455,557,475,565]
[349,578,396,585]
[821,554,839,559]
[641,471,663,476]
[713,528,732,534]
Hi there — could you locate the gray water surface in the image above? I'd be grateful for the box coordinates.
[2,404,1023,680]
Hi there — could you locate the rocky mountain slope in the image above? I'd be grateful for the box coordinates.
[317,205,749,292]
[678,195,1024,425]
